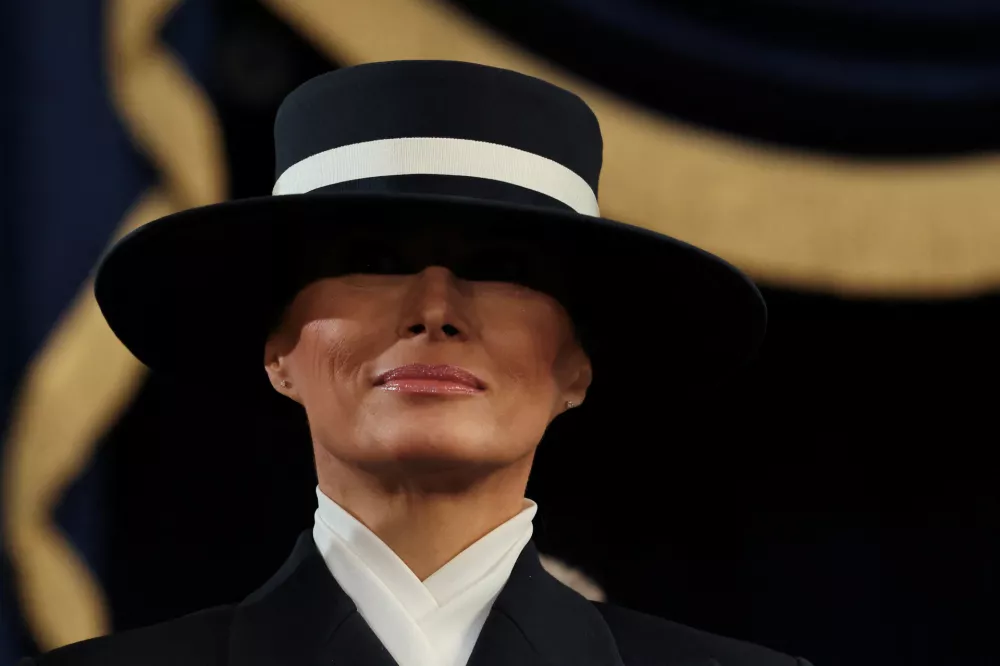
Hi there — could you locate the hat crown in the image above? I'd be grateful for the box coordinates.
[272,60,603,214]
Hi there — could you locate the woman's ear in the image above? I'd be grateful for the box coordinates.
[557,342,592,412]
[564,351,592,410]
[264,332,298,400]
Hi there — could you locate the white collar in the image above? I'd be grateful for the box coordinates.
[312,486,537,666]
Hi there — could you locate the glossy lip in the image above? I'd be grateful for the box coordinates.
[374,364,486,391]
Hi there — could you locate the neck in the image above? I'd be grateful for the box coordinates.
[315,448,535,581]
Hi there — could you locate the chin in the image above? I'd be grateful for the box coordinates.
[363,410,525,468]
[386,422,494,461]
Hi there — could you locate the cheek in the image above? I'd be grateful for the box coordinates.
[485,315,564,395]
[293,319,380,399]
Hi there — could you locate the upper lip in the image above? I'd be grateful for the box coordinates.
[374,364,486,390]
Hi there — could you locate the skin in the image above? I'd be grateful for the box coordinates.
[264,265,592,580]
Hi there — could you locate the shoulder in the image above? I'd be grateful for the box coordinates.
[29,605,236,666]
[593,602,811,666]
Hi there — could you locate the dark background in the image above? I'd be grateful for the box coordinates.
[6,1,999,665]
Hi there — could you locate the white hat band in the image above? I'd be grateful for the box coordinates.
[272,136,600,216]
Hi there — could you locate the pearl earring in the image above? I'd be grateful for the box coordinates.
[280,380,290,389]
[565,400,576,409]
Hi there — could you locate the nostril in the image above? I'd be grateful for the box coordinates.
[408,324,426,335]
[441,324,460,337]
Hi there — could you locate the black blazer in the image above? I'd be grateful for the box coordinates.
[21,531,812,666]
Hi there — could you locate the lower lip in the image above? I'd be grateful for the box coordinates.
[379,379,483,395]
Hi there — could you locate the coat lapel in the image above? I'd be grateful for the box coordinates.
[229,531,626,666]
[467,542,625,666]
[228,530,397,666]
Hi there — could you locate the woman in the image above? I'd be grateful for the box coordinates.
[25,60,809,666]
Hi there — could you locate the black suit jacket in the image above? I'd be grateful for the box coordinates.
[22,530,812,666]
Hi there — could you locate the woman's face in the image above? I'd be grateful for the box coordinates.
[264,266,591,476]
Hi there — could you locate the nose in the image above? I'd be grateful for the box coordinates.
[398,266,471,342]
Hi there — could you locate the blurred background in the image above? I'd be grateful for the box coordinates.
[2,1,999,665]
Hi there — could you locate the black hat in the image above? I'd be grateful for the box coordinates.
[95,60,766,394]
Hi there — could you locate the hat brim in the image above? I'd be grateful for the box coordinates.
[95,191,766,390]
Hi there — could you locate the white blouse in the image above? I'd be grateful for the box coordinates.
[312,486,538,666]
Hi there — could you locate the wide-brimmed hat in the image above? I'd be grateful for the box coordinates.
[95,60,766,397]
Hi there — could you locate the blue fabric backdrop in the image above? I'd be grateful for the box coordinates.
[0,2,211,662]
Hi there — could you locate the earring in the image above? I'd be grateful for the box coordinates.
[565,400,576,409]
[280,380,290,389]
